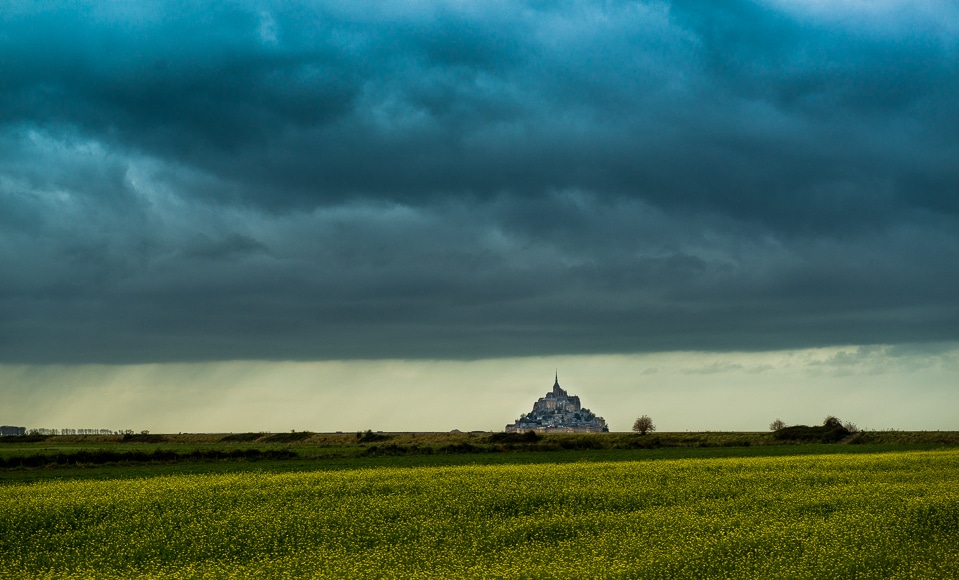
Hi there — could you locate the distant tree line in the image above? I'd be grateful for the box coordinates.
[24,428,146,436]
[0,448,298,468]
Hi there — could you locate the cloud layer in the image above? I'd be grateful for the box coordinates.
[2,0,958,363]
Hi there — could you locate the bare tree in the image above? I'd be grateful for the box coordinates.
[632,415,655,435]
[769,418,785,431]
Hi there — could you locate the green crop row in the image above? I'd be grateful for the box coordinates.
[2,450,958,578]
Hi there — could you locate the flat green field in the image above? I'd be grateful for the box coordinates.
[3,448,958,579]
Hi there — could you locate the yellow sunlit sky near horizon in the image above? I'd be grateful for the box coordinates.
[4,344,957,434]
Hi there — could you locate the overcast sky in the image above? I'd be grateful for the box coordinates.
[2,1,958,431]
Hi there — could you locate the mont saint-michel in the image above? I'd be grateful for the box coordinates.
[505,373,608,433]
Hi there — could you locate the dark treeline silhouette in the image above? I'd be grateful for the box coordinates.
[0,448,297,468]
[772,416,851,443]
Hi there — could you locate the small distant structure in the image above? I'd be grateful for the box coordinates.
[505,372,609,433]
[0,425,26,437]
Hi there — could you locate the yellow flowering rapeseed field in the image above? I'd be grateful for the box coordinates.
[2,450,958,578]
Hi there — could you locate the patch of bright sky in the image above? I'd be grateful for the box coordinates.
[2,344,957,433]
[760,0,959,40]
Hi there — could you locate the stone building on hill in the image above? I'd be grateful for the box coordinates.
[505,373,608,433]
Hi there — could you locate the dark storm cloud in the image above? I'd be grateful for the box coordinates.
[2,0,958,363]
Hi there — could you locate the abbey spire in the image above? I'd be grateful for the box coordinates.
[551,370,566,398]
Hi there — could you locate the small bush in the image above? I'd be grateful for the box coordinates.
[361,444,428,457]
[219,433,264,443]
[121,433,167,443]
[439,443,482,454]
[261,432,314,443]
[356,430,391,443]
[487,431,541,444]
[556,436,604,450]
[626,435,662,449]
